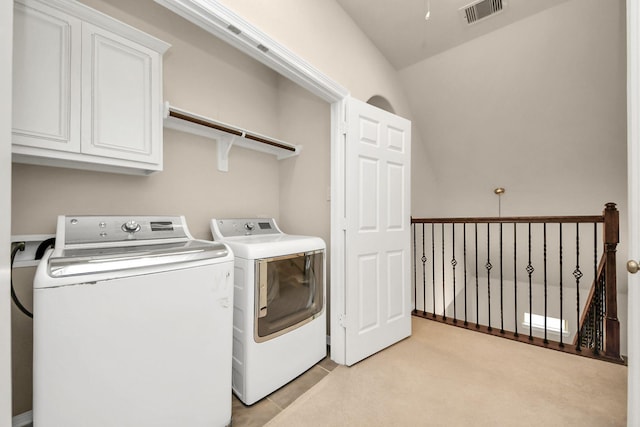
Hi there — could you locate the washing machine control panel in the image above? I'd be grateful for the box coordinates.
[212,218,281,238]
[61,215,189,245]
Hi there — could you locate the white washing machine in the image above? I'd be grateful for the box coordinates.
[33,215,234,427]
[210,218,326,405]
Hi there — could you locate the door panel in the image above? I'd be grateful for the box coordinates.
[359,157,379,230]
[358,253,379,332]
[387,162,405,229]
[12,1,81,152]
[345,97,411,366]
[81,22,160,164]
[387,250,405,320]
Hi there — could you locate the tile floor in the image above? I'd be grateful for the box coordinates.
[230,351,338,426]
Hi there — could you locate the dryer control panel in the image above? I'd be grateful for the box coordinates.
[211,218,282,238]
[59,215,190,246]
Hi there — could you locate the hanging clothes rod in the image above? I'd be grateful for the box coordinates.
[162,102,301,172]
[165,104,296,152]
[168,109,243,136]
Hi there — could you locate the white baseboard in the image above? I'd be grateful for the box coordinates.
[12,410,32,427]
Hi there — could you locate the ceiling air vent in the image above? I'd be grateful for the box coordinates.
[460,0,505,25]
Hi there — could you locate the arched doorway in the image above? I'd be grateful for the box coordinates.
[366,95,395,114]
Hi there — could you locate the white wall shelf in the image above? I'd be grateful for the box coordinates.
[163,102,301,172]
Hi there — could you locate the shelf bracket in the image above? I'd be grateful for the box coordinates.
[217,134,236,172]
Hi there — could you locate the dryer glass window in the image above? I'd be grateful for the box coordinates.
[255,250,324,341]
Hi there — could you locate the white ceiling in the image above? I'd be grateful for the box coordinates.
[335,0,570,69]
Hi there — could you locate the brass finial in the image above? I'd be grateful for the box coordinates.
[494,187,505,217]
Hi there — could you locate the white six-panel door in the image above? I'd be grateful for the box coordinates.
[344,97,412,366]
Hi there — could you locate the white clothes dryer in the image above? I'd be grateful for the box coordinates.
[33,215,234,427]
[210,218,326,405]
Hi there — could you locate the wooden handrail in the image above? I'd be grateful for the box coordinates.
[411,215,604,224]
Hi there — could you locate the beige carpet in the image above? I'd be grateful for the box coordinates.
[266,317,627,427]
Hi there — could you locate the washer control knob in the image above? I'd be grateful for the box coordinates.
[244,222,255,231]
[122,220,141,233]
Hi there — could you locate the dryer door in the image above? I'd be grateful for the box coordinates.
[254,250,324,342]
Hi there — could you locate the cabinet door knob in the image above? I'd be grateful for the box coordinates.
[627,260,640,274]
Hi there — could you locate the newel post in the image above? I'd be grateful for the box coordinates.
[603,202,621,359]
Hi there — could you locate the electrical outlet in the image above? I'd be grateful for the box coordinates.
[11,234,55,268]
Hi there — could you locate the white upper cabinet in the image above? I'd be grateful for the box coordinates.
[12,1,81,153]
[81,23,161,165]
[12,0,170,175]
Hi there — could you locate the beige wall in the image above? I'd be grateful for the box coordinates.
[218,0,409,110]
[277,78,331,240]
[400,0,626,219]
[12,0,290,240]
[218,0,441,215]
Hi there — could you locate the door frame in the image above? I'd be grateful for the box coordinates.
[627,0,639,424]
[1,0,13,424]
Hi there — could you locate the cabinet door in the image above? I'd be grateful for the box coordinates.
[12,0,81,152]
[81,23,161,165]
